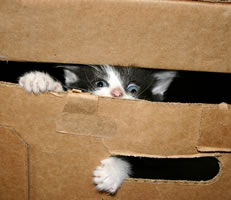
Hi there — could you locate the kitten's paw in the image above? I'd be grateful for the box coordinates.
[93,157,131,194]
[19,71,64,94]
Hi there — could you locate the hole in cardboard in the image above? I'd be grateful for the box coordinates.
[1,61,231,104]
[117,156,220,182]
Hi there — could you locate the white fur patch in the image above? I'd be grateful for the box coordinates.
[19,71,64,94]
[152,71,176,96]
[93,157,131,194]
[64,69,78,86]
[93,65,134,99]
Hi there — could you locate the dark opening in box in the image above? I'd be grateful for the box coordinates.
[117,156,220,182]
[1,61,231,104]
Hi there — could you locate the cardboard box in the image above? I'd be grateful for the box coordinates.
[1,83,231,200]
[1,0,231,199]
[0,0,231,73]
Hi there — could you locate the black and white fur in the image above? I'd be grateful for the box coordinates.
[19,64,176,194]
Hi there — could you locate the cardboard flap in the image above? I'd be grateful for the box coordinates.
[56,91,231,155]
[56,91,117,137]
[1,0,231,73]
[101,99,203,156]
[198,103,231,152]
[0,126,28,200]
[56,91,205,155]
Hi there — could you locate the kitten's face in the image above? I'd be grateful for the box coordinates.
[86,65,138,99]
[62,65,176,101]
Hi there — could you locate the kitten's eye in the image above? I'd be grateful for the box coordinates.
[94,80,108,88]
[127,83,139,94]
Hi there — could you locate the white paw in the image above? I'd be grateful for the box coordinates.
[93,157,131,194]
[19,71,64,94]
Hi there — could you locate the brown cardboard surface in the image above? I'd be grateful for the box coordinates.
[57,92,203,155]
[1,0,231,199]
[0,126,28,200]
[56,92,117,137]
[198,105,231,152]
[0,0,231,73]
[1,82,231,199]
[0,82,110,199]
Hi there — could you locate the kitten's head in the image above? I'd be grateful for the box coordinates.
[61,65,176,101]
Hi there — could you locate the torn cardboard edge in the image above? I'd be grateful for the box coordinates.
[1,82,231,200]
[197,146,231,153]
[1,82,230,154]
[108,152,222,158]
[0,127,221,189]
[0,125,222,185]
[55,90,231,153]
[0,81,22,88]
[56,91,118,137]
[0,81,67,98]
[128,176,220,186]
[115,155,221,185]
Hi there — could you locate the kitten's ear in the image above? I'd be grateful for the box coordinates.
[152,71,177,98]
[63,69,79,85]
[56,65,79,86]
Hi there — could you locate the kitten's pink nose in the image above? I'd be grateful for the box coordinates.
[111,88,123,97]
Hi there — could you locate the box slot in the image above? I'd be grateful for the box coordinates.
[1,61,231,104]
[116,156,220,182]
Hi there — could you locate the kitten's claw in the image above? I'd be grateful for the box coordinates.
[93,157,131,194]
[19,71,64,94]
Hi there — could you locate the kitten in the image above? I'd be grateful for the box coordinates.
[19,64,176,194]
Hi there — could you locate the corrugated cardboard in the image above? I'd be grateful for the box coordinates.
[0,0,231,72]
[0,82,231,199]
[0,126,28,200]
[1,0,231,199]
